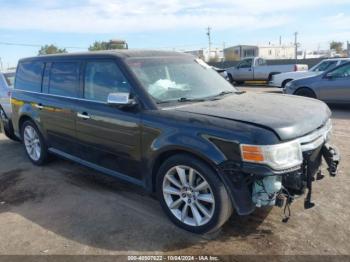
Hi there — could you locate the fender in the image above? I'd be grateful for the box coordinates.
[12,99,46,140]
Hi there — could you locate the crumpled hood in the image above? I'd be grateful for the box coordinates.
[171,93,331,141]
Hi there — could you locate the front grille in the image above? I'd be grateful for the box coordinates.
[297,119,332,152]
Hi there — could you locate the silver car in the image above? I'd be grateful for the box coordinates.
[284,62,350,103]
[0,70,18,140]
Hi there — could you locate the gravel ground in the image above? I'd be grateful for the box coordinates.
[0,86,349,255]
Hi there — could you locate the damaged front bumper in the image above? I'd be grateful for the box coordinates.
[218,142,340,218]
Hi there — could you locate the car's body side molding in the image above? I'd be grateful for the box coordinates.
[48,147,145,187]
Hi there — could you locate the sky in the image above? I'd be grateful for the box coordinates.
[0,0,350,68]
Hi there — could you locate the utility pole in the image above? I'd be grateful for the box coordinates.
[206,26,212,58]
[294,32,298,62]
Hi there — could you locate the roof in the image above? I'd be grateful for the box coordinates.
[323,57,350,61]
[18,50,192,63]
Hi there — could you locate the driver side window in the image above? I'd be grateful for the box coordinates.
[84,61,131,102]
[238,59,252,69]
[329,64,350,79]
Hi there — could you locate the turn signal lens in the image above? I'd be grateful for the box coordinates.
[240,141,303,171]
[241,145,264,162]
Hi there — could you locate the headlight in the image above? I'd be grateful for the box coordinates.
[240,140,303,171]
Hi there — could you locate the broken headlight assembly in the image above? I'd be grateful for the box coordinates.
[240,140,303,171]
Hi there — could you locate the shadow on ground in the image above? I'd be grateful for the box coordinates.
[329,104,350,120]
[0,137,270,252]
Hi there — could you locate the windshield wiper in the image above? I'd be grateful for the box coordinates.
[178,97,206,102]
[156,97,205,104]
[208,90,235,100]
[208,90,245,100]
[218,91,235,96]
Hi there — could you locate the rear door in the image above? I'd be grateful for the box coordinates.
[74,59,142,180]
[318,63,350,102]
[40,60,81,154]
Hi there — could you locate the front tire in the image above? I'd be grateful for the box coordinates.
[227,73,234,84]
[294,88,317,99]
[21,120,49,165]
[235,81,244,85]
[157,154,232,234]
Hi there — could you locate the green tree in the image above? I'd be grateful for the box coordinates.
[38,44,67,55]
[330,41,343,53]
[88,40,127,51]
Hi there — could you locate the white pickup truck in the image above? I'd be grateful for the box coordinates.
[226,57,308,84]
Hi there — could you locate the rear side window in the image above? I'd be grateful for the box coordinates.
[3,73,15,88]
[15,61,44,92]
[49,62,80,97]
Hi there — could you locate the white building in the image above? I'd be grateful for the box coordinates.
[223,44,295,60]
[258,45,295,59]
[184,48,223,62]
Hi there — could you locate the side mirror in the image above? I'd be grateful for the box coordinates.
[107,92,136,107]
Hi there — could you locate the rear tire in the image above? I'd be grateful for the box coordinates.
[0,109,20,142]
[294,88,317,99]
[156,154,232,234]
[21,120,49,166]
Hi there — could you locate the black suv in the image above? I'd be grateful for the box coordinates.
[11,51,340,234]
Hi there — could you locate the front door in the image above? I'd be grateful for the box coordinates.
[318,63,350,103]
[75,60,142,180]
[235,58,253,81]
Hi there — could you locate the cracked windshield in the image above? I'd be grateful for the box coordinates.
[127,57,237,103]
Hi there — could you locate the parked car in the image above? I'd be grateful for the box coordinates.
[284,61,350,103]
[226,57,308,84]
[0,70,18,141]
[11,51,339,234]
[270,58,350,88]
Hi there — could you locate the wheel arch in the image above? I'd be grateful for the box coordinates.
[149,146,253,216]
[150,148,220,193]
[282,79,293,88]
[17,114,46,141]
[294,86,317,99]
[268,72,281,81]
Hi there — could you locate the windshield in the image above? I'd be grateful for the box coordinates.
[310,60,337,72]
[3,72,15,88]
[126,57,237,103]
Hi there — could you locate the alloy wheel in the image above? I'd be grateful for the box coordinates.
[162,165,215,227]
[23,125,41,161]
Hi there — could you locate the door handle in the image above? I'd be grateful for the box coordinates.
[35,103,44,110]
[77,112,91,120]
